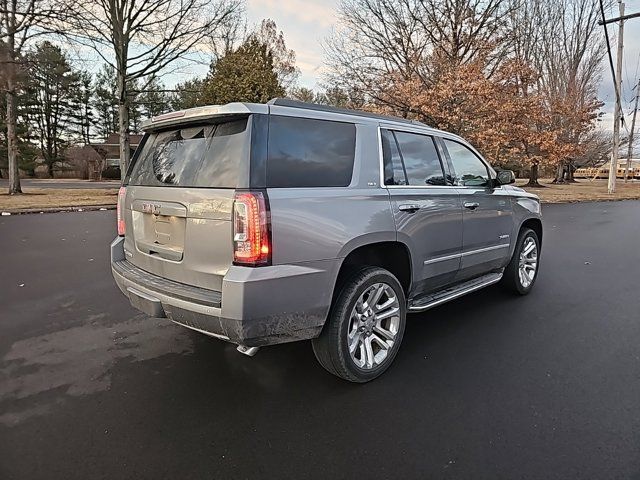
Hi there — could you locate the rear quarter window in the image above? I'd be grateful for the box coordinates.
[266,116,356,188]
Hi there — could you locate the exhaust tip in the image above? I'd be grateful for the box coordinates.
[237,345,260,357]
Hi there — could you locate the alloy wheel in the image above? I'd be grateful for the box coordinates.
[347,282,401,370]
[518,236,538,288]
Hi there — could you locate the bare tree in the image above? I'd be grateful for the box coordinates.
[324,0,515,114]
[68,0,242,177]
[508,0,607,183]
[208,4,245,62]
[325,0,427,112]
[0,0,68,193]
[251,19,299,90]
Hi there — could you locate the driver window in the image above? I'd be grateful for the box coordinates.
[443,139,490,187]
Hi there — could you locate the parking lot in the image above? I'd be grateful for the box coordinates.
[1,201,639,479]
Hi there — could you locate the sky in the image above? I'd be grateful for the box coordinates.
[240,0,640,134]
[155,0,640,134]
[596,0,640,133]
[246,0,339,88]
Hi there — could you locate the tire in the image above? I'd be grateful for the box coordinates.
[312,266,407,383]
[501,227,540,295]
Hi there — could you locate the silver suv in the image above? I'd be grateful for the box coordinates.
[111,98,542,382]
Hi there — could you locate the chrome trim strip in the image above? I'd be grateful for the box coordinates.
[462,243,510,257]
[377,126,385,188]
[386,185,459,190]
[423,243,510,265]
[423,252,462,265]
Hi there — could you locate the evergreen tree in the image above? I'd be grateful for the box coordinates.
[171,78,205,110]
[23,42,83,177]
[200,37,285,105]
[69,71,95,145]
[93,64,119,140]
[137,77,171,119]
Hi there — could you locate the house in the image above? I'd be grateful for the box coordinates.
[91,133,144,178]
[94,133,144,169]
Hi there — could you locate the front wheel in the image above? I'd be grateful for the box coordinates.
[501,227,540,295]
[312,267,406,383]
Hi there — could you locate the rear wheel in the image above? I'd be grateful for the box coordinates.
[312,267,406,383]
[501,227,540,295]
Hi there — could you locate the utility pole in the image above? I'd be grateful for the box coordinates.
[608,0,625,194]
[625,80,639,183]
[599,2,640,191]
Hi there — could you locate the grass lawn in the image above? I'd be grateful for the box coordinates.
[0,188,118,212]
[1,179,639,213]
[517,178,640,203]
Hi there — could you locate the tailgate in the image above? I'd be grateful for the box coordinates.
[124,186,234,292]
[122,116,251,292]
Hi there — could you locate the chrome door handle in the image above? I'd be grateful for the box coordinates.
[399,203,421,213]
[463,202,480,210]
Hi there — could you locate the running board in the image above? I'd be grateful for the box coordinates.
[408,272,503,312]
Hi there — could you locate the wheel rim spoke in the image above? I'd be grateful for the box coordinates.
[368,284,385,309]
[518,237,538,288]
[348,281,401,371]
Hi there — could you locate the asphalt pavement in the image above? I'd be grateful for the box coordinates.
[1,201,639,479]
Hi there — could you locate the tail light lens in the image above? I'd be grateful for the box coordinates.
[117,186,126,236]
[233,191,271,266]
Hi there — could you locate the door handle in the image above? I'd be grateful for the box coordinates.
[463,202,480,210]
[399,203,421,213]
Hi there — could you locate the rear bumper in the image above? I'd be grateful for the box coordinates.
[110,237,337,346]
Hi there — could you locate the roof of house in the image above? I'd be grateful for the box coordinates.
[101,133,144,146]
[65,145,103,163]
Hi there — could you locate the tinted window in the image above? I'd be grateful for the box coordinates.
[381,129,406,185]
[394,132,446,186]
[127,118,248,188]
[267,116,356,187]
[443,139,490,187]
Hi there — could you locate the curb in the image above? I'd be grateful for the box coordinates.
[1,204,116,215]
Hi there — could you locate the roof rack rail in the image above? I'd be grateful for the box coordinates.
[267,98,427,127]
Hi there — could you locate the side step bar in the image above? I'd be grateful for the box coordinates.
[408,272,503,312]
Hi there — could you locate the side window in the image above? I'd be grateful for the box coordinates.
[381,129,407,185]
[267,116,356,188]
[394,132,446,186]
[443,139,490,187]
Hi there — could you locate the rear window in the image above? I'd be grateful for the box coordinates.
[126,117,248,188]
[267,116,356,188]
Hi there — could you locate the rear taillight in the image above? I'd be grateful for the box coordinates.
[233,191,271,266]
[117,186,126,236]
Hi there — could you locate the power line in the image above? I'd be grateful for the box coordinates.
[599,0,627,130]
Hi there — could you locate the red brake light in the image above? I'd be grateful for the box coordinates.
[117,186,126,236]
[233,191,271,266]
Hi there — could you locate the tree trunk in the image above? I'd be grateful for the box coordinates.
[552,162,566,184]
[567,161,577,183]
[117,75,130,180]
[526,163,543,187]
[5,28,22,195]
[6,89,22,194]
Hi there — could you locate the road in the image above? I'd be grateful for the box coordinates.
[1,202,639,479]
[0,178,119,189]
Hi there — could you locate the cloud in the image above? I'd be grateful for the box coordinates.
[248,0,338,28]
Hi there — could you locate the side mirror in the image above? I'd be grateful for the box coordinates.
[496,170,516,185]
